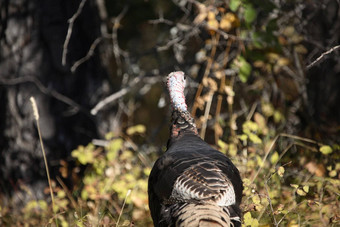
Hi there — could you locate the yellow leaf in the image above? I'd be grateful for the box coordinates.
[303,185,309,193]
[319,145,333,155]
[277,57,290,66]
[244,211,259,227]
[290,184,299,189]
[249,133,262,144]
[294,44,307,54]
[278,166,285,177]
[273,110,284,123]
[254,112,268,135]
[283,26,295,37]
[252,195,261,205]
[297,188,306,196]
[126,124,146,135]
[270,151,279,164]
[329,170,337,177]
[262,102,274,117]
[207,11,219,31]
[219,13,238,31]
[228,143,238,157]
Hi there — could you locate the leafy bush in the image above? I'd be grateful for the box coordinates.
[1,0,339,226]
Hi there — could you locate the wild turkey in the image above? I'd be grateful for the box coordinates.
[148,71,243,227]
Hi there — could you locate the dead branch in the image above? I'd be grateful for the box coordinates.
[90,76,140,115]
[71,37,102,73]
[90,76,162,115]
[149,10,174,25]
[306,44,340,69]
[62,0,88,66]
[112,6,129,76]
[0,76,86,115]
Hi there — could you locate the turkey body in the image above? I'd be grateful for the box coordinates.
[148,71,243,227]
[148,133,243,227]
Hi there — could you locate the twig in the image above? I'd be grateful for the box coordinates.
[251,132,323,185]
[149,10,174,25]
[116,189,131,226]
[71,37,102,73]
[200,92,214,140]
[0,76,86,115]
[191,33,220,116]
[306,44,340,69]
[90,76,141,115]
[30,97,58,226]
[112,6,129,76]
[250,134,279,184]
[264,181,278,227]
[62,0,88,66]
[56,176,78,210]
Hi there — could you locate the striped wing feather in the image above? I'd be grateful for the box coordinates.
[148,134,242,227]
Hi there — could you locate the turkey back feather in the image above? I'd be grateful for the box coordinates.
[148,71,243,227]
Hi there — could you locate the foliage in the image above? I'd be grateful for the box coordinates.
[1,0,339,226]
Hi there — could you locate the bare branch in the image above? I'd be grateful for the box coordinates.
[149,11,174,25]
[91,76,140,115]
[90,76,162,115]
[0,76,85,115]
[62,0,88,66]
[306,44,340,69]
[112,6,129,76]
[71,37,102,73]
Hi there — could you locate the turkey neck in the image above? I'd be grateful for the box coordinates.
[167,71,198,140]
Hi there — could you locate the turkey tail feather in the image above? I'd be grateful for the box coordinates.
[174,203,241,227]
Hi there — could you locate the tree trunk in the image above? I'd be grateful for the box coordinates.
[0,0,112,203]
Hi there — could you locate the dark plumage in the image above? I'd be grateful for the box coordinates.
[148,72,243,227]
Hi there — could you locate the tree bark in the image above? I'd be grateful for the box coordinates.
[0,0,112,203]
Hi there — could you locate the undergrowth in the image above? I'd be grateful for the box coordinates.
[1,0,339,226]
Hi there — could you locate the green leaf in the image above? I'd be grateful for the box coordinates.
[239,57,252,83]
[229,0,241,12]
[244,4,257,24]
[319,145,333,155]
[232,56,252,83]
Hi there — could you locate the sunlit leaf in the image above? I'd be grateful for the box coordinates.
[126,124,146,135]
[329,170,337,177]
[271,152,279,164]
[319,145,333,155]
[252,194,261,204]
[290,184,299,189]
[278,166,285,177]
[303,185,309,193]
[244,212,259,227]
[228,143,238,156]
[262,102,274,117]
[207,11,219,30]
[273,110,284,123]
[249,133,262,144]
[297,188,307,196]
